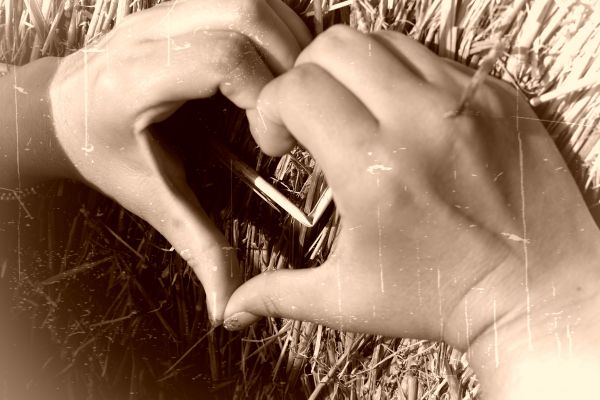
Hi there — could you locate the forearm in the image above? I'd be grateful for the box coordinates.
[0,57,76,190]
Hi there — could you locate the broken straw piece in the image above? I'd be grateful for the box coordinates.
[208,138,333,227]
[529,75,599,106]
[447,0,527,117]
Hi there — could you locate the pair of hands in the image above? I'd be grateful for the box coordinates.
[47,2,600,391]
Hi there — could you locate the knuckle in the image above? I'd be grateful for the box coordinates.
[323,24,356,40]
[314,24,358,52]
[281,63,321,91]
[114,10,143,39]
[372,30,419,52]
[260,272,283,317]
[372,30,400,41]
[94,67,123,97]
[371,30,406,49]
[116,11,136,29]
[261,296,282,318]
[213,32,255,74]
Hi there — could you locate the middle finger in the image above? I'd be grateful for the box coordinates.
[295,25,425,119]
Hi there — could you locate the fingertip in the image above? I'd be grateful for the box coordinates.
[224,267,333,330]
[246,108,296,157]
[202,247,244,324]
[205,286,232,328]
[222,282,260,331]
[223,311,261,331]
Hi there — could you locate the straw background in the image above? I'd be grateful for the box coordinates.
[1,0,599,399]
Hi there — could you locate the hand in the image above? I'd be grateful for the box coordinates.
[48,0,311,324]
[224,25,600,398]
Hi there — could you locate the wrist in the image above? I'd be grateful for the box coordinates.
[29,57,81,182]
[0,57,79,189]
[471,290,600,400]
[466,243,600,400]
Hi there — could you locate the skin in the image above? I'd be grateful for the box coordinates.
[1,4,598,397]
[0,0,311,325]
[224,25,600,400]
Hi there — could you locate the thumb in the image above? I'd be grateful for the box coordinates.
[223,267,334,331]
[223,251,430,337]
[222,254,395,333]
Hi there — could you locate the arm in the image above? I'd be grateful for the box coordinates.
[224,25,600,399]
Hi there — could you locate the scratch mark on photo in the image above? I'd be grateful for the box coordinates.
[515,86,533,351]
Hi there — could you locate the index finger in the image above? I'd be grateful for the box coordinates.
[254,63,378,201]
[127,0,308,74]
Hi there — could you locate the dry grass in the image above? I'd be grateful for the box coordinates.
[1,0,599,399]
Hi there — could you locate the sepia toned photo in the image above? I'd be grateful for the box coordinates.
[1,0,598,399]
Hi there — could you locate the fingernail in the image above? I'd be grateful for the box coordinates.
[223,311,260,331]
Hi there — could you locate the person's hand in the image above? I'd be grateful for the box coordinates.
[224,25,600,398]
[48,0,311,325]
